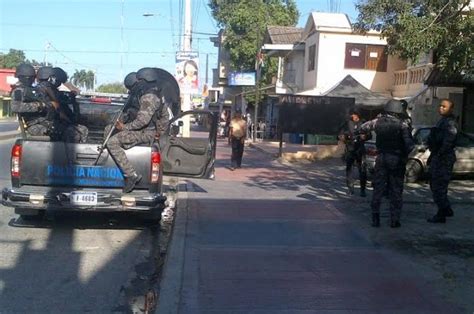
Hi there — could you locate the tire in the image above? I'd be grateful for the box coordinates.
[15,208,45,221]
[405,160,423,183]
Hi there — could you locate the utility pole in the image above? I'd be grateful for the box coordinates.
[120,0,125,79]
[181,0,192,137]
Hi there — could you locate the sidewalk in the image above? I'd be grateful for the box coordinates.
[157,139,471,313]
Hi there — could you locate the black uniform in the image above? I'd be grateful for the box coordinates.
[427,114,458,221]
[339,119,368,196]
[360,111,414,228]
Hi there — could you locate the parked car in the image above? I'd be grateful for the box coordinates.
[365,126,474,182]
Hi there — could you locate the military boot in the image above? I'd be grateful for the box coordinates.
[371,213,380,227]
[123,173,142,193]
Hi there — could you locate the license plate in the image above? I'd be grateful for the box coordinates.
[70,192,97,206]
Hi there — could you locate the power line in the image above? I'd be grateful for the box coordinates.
[1,23,173,32]
[0,48,181,55]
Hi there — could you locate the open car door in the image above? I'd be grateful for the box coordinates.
[160,110,218,179]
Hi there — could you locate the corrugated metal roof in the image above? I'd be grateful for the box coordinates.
[266,26,303,45]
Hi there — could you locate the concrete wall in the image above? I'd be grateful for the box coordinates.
[310,32,405,94]
[303,32,319,90]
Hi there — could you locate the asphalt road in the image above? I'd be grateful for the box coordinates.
[0,138,162,312]
[0,120,19,133]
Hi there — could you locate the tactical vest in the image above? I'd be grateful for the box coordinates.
[136,83,164,131]
[375,115,404,154]
[11,85,49,127]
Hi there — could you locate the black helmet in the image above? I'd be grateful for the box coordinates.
[124,72,138,90]
[15,63,35,78]
[136,67,159,83]
[384,100,404,114]
[37,66,54,80]
[52,67,68,84]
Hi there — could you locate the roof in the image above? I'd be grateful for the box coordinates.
[322,75,391,107]
[311,12,351,29]
[265,26,303,45]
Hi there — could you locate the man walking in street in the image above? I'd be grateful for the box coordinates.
[359,100,414,228]
[339,109,369,197]
[106,67,169,193]
[427,99,458,223]
[229,109,247,170]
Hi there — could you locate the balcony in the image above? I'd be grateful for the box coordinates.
[392,64,433,97]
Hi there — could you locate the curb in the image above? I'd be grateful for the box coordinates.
[248,142,279,157]
[0,131,19,141]
[156,180,191,314]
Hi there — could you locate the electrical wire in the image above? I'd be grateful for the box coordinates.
[1,23,172,32]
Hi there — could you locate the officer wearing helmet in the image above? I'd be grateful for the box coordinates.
[36,66,88,142]
[106,67,170,193]
[11,63,52,136]
[358,99,414,228]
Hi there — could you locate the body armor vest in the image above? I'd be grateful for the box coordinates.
[375,115,404,154]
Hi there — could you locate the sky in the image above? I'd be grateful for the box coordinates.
[0,0,358,89]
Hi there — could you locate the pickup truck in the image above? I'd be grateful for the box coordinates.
[1,90,217,221]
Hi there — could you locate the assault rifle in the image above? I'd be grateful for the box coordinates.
[94,108,124,165]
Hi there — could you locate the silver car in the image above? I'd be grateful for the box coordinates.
[365,126,474,182]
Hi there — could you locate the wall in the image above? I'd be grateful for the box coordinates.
[277,50,305,94]
[0,69,16,95]
[308,32,405,94]
[303,32,319,90]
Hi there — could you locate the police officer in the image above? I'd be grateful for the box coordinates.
[359,100,414,228]
[11,63,52,136]
[36,66,88,142]
[338,109,369,197]
[106,67,170,193]
[427,99,458,223]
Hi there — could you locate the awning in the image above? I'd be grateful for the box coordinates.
[322,75,391,108]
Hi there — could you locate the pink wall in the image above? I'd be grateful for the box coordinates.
[0,69,16,95]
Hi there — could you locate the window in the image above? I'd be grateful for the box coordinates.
[344,43,387,72]
[308,44,315,72]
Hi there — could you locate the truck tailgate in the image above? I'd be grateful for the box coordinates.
[19,140,152,189]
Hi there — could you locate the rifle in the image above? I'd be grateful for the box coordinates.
[40,85,73,124]
[94,109,124,165]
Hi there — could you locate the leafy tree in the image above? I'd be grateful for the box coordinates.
[96,82,127,94]
[209,0,299,83]
[71,69,95,90]
[354,0,474,77]
[0,49,27,68]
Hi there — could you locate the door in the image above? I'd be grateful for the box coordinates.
[160,110,218,179]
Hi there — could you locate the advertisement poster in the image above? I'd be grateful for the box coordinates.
[175,51,199,94]
[228,71,256,86]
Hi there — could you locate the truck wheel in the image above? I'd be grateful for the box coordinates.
[15,208,45,220]
[405,160,422,183]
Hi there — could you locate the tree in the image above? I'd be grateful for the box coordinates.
[209,0,299,83]
[0,49,27,68]
[354,0,474,77]
[96,82,127,94]
[71,69,95,90]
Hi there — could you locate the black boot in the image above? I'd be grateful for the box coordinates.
[445,207,454,217]
[123,173,142,193]
[390,220,401,228]
[371,213,380,227]
[427,214,446,223]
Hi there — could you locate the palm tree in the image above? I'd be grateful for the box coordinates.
[71,69,95,91]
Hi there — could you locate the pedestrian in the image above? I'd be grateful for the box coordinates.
[106,67,169,193]
[228,109,247,170]
[10,63,53,137]
[358,100,414,228]
[426,99,458,223]
[338,109,369,197]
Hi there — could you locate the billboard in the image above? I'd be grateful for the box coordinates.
[175,51,199,94]
[228,72,256,86]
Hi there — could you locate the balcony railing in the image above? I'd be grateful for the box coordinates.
[392,64,433,96]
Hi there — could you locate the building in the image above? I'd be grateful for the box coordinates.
[0,69,16,118]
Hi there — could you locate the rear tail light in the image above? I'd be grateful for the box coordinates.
[150,152,161,183]
[11,144,22,178]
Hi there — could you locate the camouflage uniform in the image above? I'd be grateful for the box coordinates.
[427,114,458,215]
[360,114,414,225]
[339,119,368,195]
[36,82,89,143]
[106,92,169,178]
[11,84,53,136]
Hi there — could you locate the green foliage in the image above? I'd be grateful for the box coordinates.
[209,0,299,78]
[354,0,474,76]
[71,69,95,90]
[0,49,27,68]
[96,82,127,94]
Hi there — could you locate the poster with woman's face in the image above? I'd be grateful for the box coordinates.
[175,52,199,94]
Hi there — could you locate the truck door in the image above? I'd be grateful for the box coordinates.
[160,110,217,179]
